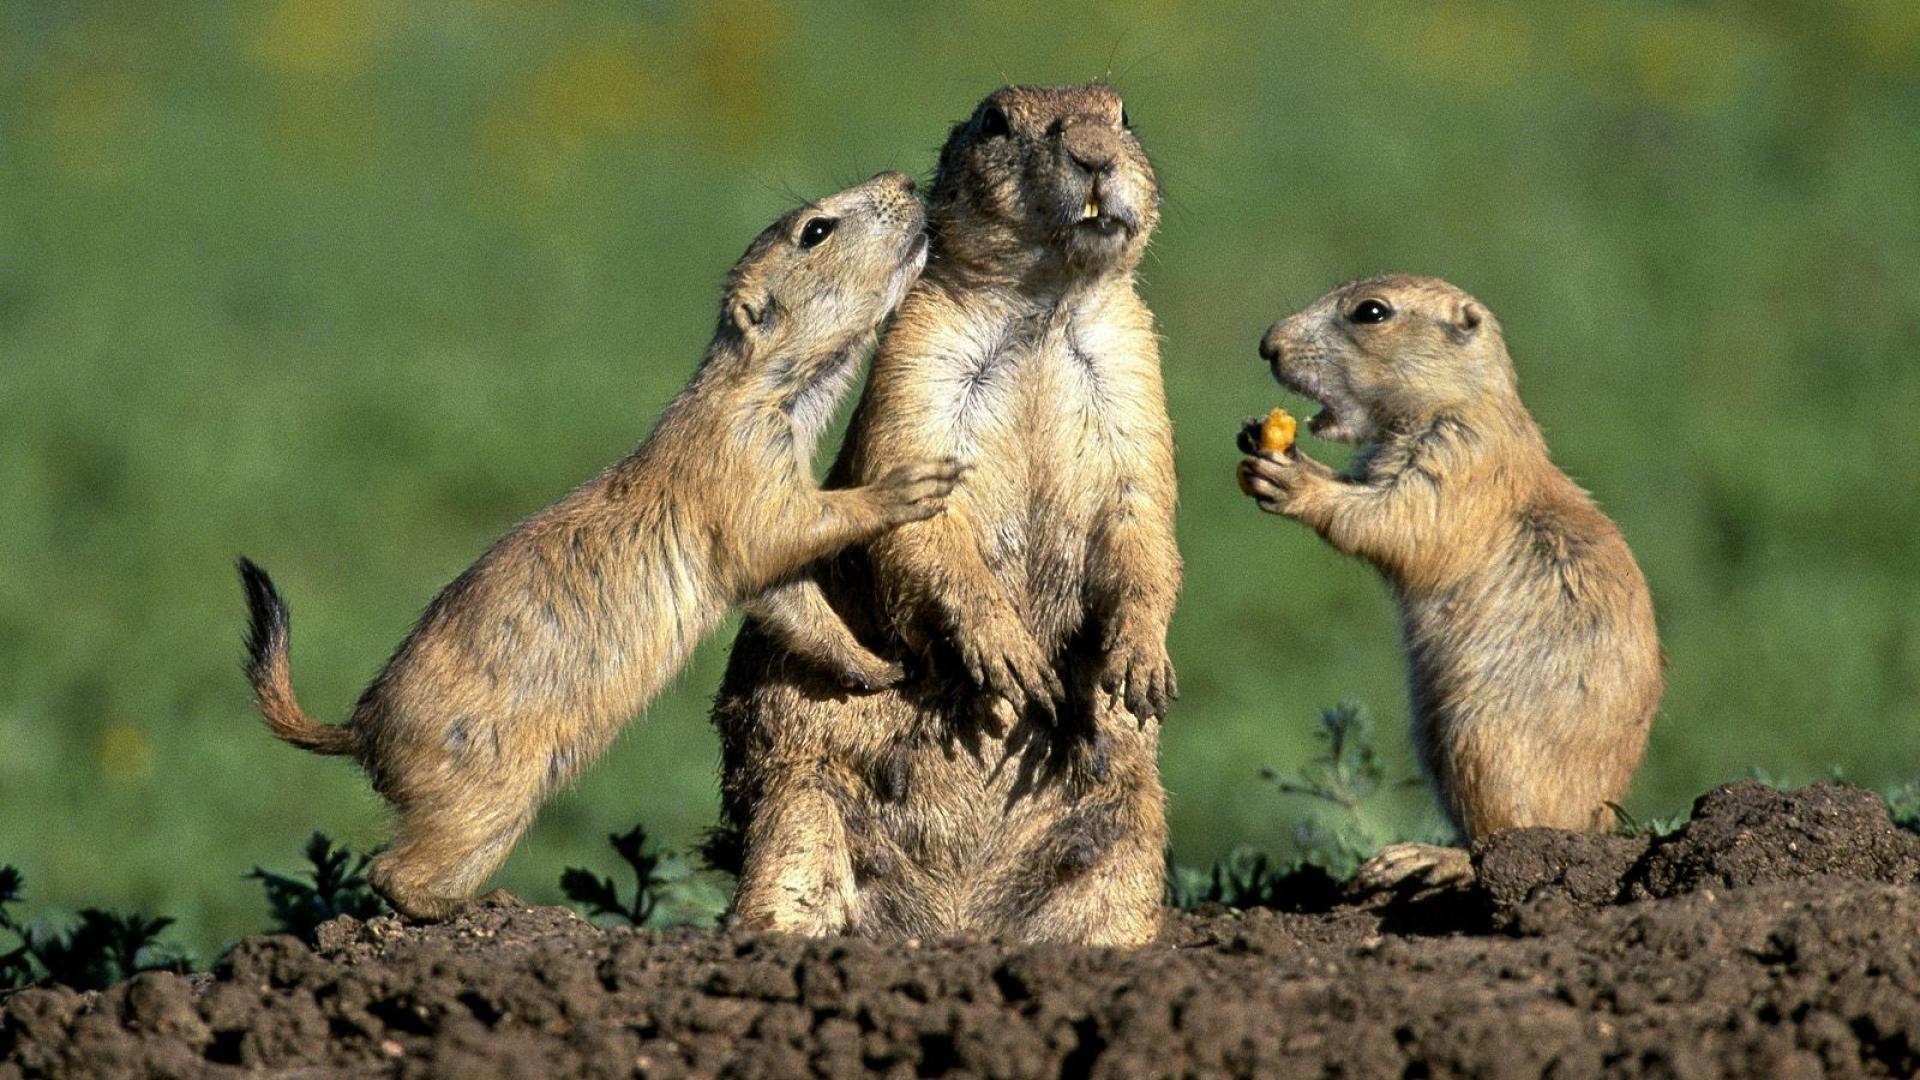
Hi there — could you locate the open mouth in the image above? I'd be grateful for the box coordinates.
[1069,194,1130,237]
[1270,367,1364,443]
[1306,408,1345,439]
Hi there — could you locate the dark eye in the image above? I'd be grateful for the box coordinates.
[798,217,837,249]
[1120,107,1131,129]
[979,105,1010,138]
[1350,298,1393,324]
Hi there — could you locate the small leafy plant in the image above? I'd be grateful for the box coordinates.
[1170,703,1426,910]
[1167,848,1292,910]
[562,825,665,926]
[1882,780,1920,836]
[0,865,189,991]
[1261,702,1421,880]
[1606,801,1686,838]
[561,825,729,929]
[1743,763,1849,789]
[1,866,31,990]
[248,832,388,940]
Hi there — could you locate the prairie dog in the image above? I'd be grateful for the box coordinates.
[240,172,962,920]
[714,84,1180,946]
[1237,275,1662,886]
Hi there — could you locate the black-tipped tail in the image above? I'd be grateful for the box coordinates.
[237,558,355,756]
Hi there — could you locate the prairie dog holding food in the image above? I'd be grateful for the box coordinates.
[714,83,1179,946]
[1237,274,1661,888]
[240,172,961,920]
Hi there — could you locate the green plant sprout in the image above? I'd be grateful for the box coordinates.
[1260,703,1423,880]
[0,865,189,992]
[561,825,729,929]
[248,832,388,941]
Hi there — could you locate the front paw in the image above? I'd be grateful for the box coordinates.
[952,610,1064,718]
[1236,450,1315,516]
[871,457,968,526]
[836,650,906,693]
[1097,628,1176,723]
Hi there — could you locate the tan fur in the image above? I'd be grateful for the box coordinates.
[1238,274,1663,842]
[713,84,1180,947]
[239,173,962,921]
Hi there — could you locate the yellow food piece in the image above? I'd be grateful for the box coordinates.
[1259,407,1297,454]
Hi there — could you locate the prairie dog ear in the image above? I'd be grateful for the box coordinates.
[730,295,771,336]
[1450,299,1484,341]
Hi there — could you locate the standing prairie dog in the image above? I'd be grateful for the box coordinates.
[1237,275,1662,889]
[239,172,963,921]
[714,84,1180,946]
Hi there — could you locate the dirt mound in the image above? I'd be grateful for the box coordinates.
[1627,782,1920,899]
[1474,782,1920,935]
[7,782,1920,1078]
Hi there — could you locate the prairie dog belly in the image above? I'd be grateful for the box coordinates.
[958,320,1132,652]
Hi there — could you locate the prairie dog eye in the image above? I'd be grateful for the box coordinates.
[978,105,1011,138]
[1349,298,1393,324]
[1119,106,1131,129]
[798,217,837,249]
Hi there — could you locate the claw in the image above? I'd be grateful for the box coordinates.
[1020,669,1057,721]
[1349,843,1474,896]
[1236,418,1263,455]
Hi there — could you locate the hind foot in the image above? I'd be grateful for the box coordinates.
[375,887,467,923]
[474,888,526,910]
[368,858,484,923]
[1348,842,1473,896]
[375,886,521,923]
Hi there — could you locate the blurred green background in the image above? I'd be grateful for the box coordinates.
[3,0,1917,955]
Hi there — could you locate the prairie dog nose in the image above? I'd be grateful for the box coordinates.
[1259,325,1285,363]
[1061,124,1117,177]
[874,171,916,195]
[1068,148,1113,176]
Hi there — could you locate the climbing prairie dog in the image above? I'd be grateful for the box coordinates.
[239,172,962,921]
[714,83,1179,946]
[1237,274,1662,888]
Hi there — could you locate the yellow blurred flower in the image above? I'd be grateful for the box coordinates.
[97,723,153,782]
[243,0,390,79]
[1361,1,1539,100]
[531,40,657,141]
[1627,9,1745,113]
[1567,5,1751,114]
[478,35,663,195]
[688,0,785,154]
[35,63,149,184]
[1838,0,1920,74]
[240,0,390,175]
